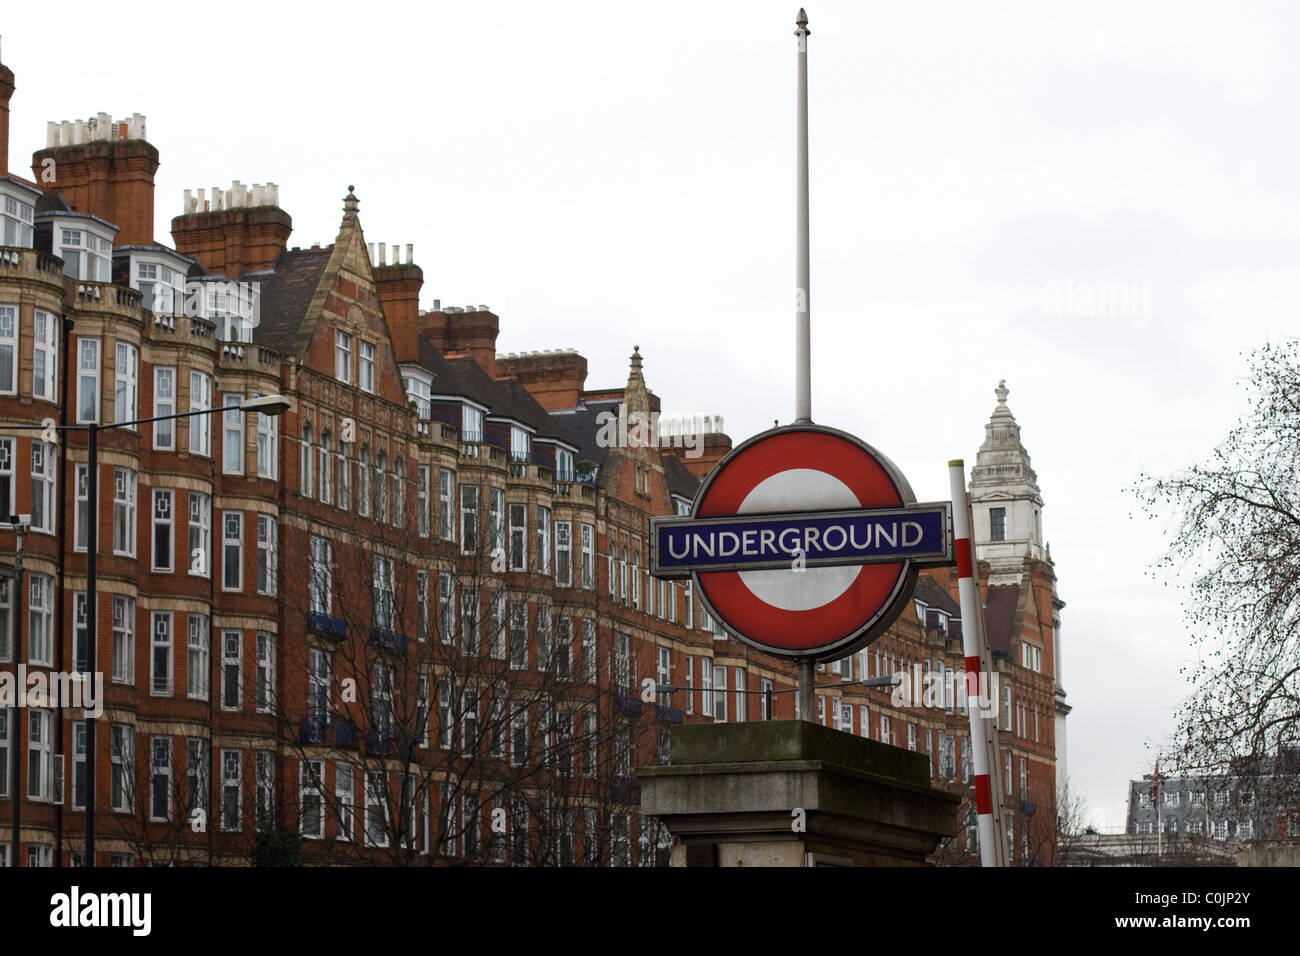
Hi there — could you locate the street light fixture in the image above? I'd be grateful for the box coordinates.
[4,392,292,866]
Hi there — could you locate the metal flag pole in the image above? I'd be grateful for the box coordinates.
[794,8,811,426]
[949,459,1009,866]
[794,8,815,720]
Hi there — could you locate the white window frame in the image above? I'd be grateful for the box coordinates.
[309,535,333,616]
[114,341,139,428]
[509,502,527,570]
[439,468,455,541]
[151,611,173,696]
[555,520,572,587]
[581,523,595,589]
[32,308,57,402]
[257,409,278,479]
[438,572,455,644]
[222,511,243,592]
[189,491,211,577]
[460,483,479,554]
[336,763,354,842]
[220,749,242,832]
[256,514,277,596]
[365,770,389,847]
[335,330,352,383]
[77,337,100,424]
[222,393,244,474]
[27,573,54,667]
[111,725,134,812]
[30,442,55,535]
[189,370,211,456]
[27,709,53,801]
[112,467,137,556]
[301,759,325,839]
[152,488,174,572]
[222,629,243,712]
[256,631,276,714]
[112,595,135,685]
[150,736,172,822]
[373,555,396,632]
[0,437,13,522]
[536,506,551,574]
[186,614,210,701]
[0,304,16,396]
[255,750,275,832]
[418,465,431,537]
[359,340,375,393]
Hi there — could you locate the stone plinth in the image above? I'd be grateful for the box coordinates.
[640,720,959,867]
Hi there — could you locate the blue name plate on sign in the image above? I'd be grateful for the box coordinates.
[650,503,953,578]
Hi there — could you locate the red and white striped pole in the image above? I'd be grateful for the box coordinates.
[949,459,1008,867]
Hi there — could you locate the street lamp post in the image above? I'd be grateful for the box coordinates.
[4,392,291,866]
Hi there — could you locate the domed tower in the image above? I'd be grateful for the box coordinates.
[969,380,1070,799]
[969,380,1046,579]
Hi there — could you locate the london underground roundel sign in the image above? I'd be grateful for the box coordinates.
[651,424,953,660]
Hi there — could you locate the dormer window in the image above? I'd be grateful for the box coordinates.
[510,427,531,462]
[556,448,575,481]
[404,376,432,418]
[2,194,34,248]
[462,405,484,442]
[202,281,255,342]
[136,261,184,315]
[59,229,112,281]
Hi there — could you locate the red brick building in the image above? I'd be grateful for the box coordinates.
[0,52,1066,866]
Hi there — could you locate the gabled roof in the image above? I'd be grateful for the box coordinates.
[914,576,960,617]
[663,454,701,502]
[446,357,574,446]
[408,342,577,447]
[253,246,332,355]
[551,398,622,466]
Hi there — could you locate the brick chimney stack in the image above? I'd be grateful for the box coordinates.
[421,305,501,378]
[33,114,159,246]
[0,59,15,176]
[496,350,589,410]
[370,242,424,363]
[171,182,292,277]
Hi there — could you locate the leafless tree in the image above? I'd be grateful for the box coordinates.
[1134,339,1300,822]
[274,468,662,865]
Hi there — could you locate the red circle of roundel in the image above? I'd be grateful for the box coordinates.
[694,429,907,652]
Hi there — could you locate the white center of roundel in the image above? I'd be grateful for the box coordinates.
[735,469,861,611]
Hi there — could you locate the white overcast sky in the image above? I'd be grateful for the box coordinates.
[6,0,1299,830]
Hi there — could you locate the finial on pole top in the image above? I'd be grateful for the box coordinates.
[795,8,810,37]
